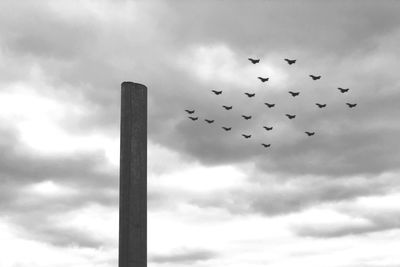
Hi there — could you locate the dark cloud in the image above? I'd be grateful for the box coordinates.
[145,1,400,178]
[162,39,400,176]
[163,0,400,55]
[1,0,399,178]
[149,248,218,264]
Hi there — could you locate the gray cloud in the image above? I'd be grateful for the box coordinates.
[0,127,117,248]
[147,2,400,178]
[1,0,400,261]
[1,0,399,178]
[149,248,218,264]
[10,214,109,248]
[292,209,400,238]
[148,171,400,218]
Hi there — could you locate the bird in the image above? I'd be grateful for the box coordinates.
[286,114,296,119]
[258,77,269,82]
[248,58,260,64]
[263,126,273,131]
[222,127,232,131]
[289,91,300,97]
[212,90,222,95]
[264,102,275,108]
[222,105,233,110]
[316,103,327,108]
[305,131,315,136]
[261,143,271,148]
[242,115,252,120]
[284,58,296,65]
[242,134,252,139]
[205,119,214,123]
[338,87,350,93]
[346,103,357,108]
[310,75,321,80]
[185,109,195,114]
[245,92,256,98]
[188,116,198,121]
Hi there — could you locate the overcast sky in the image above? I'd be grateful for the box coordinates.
[1,0,400,266]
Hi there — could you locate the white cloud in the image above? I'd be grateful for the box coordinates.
[27,180,77,197]
[176,44,288,89]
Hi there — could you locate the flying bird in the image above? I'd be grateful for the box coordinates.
[338,87,350,93]
[261,143,271,148]
[205,119,214,124]
[242,134,252,139]
[316,103,327,108]
[248,58,260,64]
[284,58,296,65]
[242,115,252,120]
[264,102,275,108]
[305,131,315,136]
[212,90,222,95]
[222,105,233,110]
[346,103,357,108]
[258,77,269,82]
[289,91,300,97]
[309,75,321,80]
[263,126,273,131]
[188,116,198,121]
[222,127,232,131]
[245,92,256,97]
[185,109,195,114]
[285,114,296,119]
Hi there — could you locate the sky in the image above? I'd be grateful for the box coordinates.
[1,0,400,266]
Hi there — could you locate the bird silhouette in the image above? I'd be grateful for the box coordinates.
[316,103,327,108]
[338,87,350,93]
[263,126,273,131]
[285,114,296,119]
[245,92,256,97]
[242,134,252,139]
[222,105,233,110]
[242,115,252,120]
[346,103,357,108]
[289,91,300,97]
[305,131,315,136]
[188,116,198,121]
[185,109,195,114]
[258,77,269,82]
[264,102,275,108]
[248,58,260,64]
[284,58,296,65]
[205,119,214,123]
[212,90,222,95]
[310,75,321,80]
[222,127,232,131]
[261,143,271,148]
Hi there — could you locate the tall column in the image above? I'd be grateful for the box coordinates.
[119,81,147,267]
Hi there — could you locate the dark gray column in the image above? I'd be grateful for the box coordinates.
[119,82,147,267]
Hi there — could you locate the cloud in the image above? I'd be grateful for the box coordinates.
[153,171,400,217]
[0,125,117,248]
[292,193,400,238]
[149,248,218,264]
[1,0,400,265]
[1,0,399,178]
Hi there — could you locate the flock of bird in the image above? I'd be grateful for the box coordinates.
[185,57,358,149]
